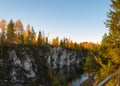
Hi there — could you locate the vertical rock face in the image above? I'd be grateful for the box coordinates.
[48,46,84,71]
[9,50,36,82]
[0,45,85,85]
[47,46,85,83]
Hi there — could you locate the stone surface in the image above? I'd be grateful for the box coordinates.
[0,45,85,86]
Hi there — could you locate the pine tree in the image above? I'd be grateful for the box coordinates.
[96,1,120,82]
[38,31,42,45]
[31,27,36,44]
[100,0,120,65]
[84,51,100,73]
[45,37,49,45]
[7,20,14,44]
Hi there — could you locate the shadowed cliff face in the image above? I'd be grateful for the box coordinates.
[0,45,85,86]
[48,46,85,70]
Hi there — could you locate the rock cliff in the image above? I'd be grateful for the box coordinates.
[0,45,85,86]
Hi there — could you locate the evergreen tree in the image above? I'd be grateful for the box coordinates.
[60,40,63,47]
[62,38,66,48]
[7,20,14,44]
[38,31,42,45]
[84,51,100,73]
[100,0,120,65]
[45,37,49,45]
[31,27,36,44]
[97,0,120,83]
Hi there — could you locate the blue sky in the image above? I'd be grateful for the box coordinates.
[0,0,110,43]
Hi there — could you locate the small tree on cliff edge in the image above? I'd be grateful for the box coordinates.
[7,20,14,44]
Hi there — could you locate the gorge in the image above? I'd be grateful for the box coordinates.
[0,44,90,86]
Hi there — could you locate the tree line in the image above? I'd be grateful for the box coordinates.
[0,19,99,50]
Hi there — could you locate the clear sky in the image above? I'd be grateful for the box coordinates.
[0,0,111,43]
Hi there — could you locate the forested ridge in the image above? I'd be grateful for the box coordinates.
[0,19,99,50]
